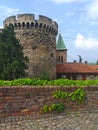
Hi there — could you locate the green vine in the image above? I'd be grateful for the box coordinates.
[53,90,68,99]
[41,87,85,113]
[42,102,65,113]
[69,88,85,104]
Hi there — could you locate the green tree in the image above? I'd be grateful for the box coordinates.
[0,25,28,80]
[97,60,98,65]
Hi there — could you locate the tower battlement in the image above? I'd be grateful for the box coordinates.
[3,14,58,35]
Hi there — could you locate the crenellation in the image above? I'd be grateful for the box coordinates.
[17,14,35,22]
[3,16,16,26]
[39,15,52,24]
[3,14,58,33]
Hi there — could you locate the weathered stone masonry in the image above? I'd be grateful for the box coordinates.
[3,14,58,79]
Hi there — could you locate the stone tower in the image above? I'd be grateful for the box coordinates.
[3,14,58,79]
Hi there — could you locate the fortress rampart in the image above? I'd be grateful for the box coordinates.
[3,14,58,79]
[3,14,58,35]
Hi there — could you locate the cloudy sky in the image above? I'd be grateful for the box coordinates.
[0,0,98,63]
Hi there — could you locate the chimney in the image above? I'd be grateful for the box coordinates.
[74,60,77,63]
[85,61,88,65]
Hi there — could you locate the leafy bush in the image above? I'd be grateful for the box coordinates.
[42,102,65,113]
[0,78,98,86]
[53,90,68,99]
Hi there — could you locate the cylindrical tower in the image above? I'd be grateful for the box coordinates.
[3,14,58,79]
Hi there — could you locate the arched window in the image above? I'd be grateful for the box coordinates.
[39,23,42,28]
[46,25,49,32]
[18,22,21,27]
[14,23,17,27]
[61,56,63,63]
[58,56,63,63]
[27,22,29,28]
[31,22,34,27]
[49,26,51,33]
[35,22,38,28]
[51,27,53,34]
[43,24,46,28]
[22,22,25,27]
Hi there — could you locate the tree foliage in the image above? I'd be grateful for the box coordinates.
[96,60,98,65]
[0,25,28,80]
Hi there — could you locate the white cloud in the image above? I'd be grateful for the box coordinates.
[47,0,91,4]
[0,6,21,27]
[75,33,98,49]
[0,6,20,16]
[50,0,78,3]
[85,1,98,20]
[76,1,98,25]
[65,11,75,16]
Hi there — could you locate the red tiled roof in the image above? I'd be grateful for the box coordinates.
[89,65,98,70]
[56,63,98,74]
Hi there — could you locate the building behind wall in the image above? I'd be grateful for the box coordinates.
[56,34,98,80]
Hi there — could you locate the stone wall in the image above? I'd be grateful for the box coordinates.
[3,14,58,79]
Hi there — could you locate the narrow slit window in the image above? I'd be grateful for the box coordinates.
[51,53,53,57]
[58,56,60,62]
[61,56,63,63]
[27,22,29,28]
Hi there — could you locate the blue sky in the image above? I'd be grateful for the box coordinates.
[0,0,98,63]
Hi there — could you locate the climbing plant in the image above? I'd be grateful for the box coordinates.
[41,87,85,113]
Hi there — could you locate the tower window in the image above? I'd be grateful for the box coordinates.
[18,22,21,27]
[58,56,63,63]
[15,23,17,27]
[51,53,53,57]
[61,56,63,63]
[22,22,25,27]
[35,23,38,28]
[58,56,60,62]
[31,22,34,27]
[39,23,42,28]
[27,22,29,28]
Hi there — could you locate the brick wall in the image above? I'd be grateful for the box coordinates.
[0,86,98,120]
[56,50,67,63]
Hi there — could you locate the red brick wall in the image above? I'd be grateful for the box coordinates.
[0,86,98,118]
